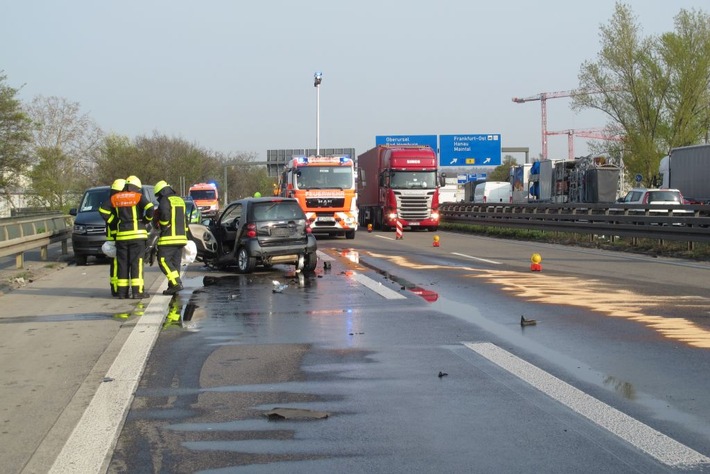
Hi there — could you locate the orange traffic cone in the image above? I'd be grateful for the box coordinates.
[395,219,403,240]
[433,235,440,247]
[530,253,542,271]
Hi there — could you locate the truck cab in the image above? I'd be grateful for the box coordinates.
[188,183,219,218]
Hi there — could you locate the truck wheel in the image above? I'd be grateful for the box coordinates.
[75,255,87,266]
[345,230,355,239]
[236,247,256,274]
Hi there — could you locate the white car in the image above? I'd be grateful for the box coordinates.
[615,188,693,219]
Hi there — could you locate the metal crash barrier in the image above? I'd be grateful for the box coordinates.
[0,214,72,269]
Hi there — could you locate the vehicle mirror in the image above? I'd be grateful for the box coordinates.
[69,208,77,216]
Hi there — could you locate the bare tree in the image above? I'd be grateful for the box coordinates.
[25,95,104,199]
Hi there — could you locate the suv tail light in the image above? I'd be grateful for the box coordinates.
[245,223,257,238]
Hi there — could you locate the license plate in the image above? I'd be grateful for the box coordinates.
[409,222,420,226]
[272,227,292,237]
[318,216,335,222]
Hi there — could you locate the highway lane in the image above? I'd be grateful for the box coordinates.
[106,230,710,473]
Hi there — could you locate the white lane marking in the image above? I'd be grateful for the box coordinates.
[451,252,502,265]
[317,250,335,262]
[50,279,171,473]
[465,342,710,469]
[350,272,407,300]
[375,235,396,241]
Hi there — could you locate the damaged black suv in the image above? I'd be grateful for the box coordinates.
[189,197,318,273]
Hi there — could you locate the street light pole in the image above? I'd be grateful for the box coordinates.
[314,72,322,156]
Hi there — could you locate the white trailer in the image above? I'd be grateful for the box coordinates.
[660,144,710,204]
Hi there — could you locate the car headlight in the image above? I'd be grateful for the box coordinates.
[73,224,87,234]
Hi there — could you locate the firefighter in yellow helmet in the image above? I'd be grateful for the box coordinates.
[253,191,262,198]
[100,175,154,299]
[100,178,125,296]
[153,180,188,295]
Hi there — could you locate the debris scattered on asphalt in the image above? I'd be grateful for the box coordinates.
[521,315,537,326]
[264,407,329,420]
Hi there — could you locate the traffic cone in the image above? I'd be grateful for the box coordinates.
[530,253,542,271]
[367,223,372,233]
[433,235,440,247]
[395,219,403,240]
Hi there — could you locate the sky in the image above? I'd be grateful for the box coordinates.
[2,0,708,168]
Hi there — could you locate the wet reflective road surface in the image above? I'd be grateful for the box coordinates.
[109,231,710,473]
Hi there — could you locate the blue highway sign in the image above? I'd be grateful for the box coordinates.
[439,134,501,167]
[376,135,438,152]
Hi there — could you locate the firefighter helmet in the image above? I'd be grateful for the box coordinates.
[111,178,126,192]
[154,180,169,194]
[126,175,142,189]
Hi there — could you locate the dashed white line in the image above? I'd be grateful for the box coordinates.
[350,272,407,299]
[451,252,502,265]
[465,342,710,469]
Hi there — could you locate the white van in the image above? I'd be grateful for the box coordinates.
[473,181,513,204]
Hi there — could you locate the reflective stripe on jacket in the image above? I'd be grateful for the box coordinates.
[157,194,188,246]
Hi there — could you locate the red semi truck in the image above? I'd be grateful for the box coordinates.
[357,145,444,231]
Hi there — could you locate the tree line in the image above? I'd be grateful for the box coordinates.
[3,2,710,209]
[0,79,273,212]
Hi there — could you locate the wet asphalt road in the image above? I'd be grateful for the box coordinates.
[108,230,710,473]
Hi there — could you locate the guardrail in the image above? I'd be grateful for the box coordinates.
[0,214,73,269]
[439,202,710,246]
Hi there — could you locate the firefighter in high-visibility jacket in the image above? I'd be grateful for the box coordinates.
[101,175,154,299]
[102,178,126,297]
[153,180,188,295]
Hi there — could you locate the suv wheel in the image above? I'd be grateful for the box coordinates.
[345,230,355,240]
[75,255,88,266]
[236,247,256,274]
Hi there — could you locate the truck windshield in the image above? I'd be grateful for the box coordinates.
[297,167,353,189]
[79,188,110,212]
[190,190,216,200]
[389,171,437,189]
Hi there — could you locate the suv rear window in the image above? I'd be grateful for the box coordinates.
[251,201,305,221]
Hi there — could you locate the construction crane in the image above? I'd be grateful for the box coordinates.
[546,128,625,160]
[512,89,578,160]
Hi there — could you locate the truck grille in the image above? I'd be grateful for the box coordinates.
[85,224,106,235]
[395,192,433,220]
[305,197,345,208]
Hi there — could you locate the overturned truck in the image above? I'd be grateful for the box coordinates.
[551,154,623,203]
